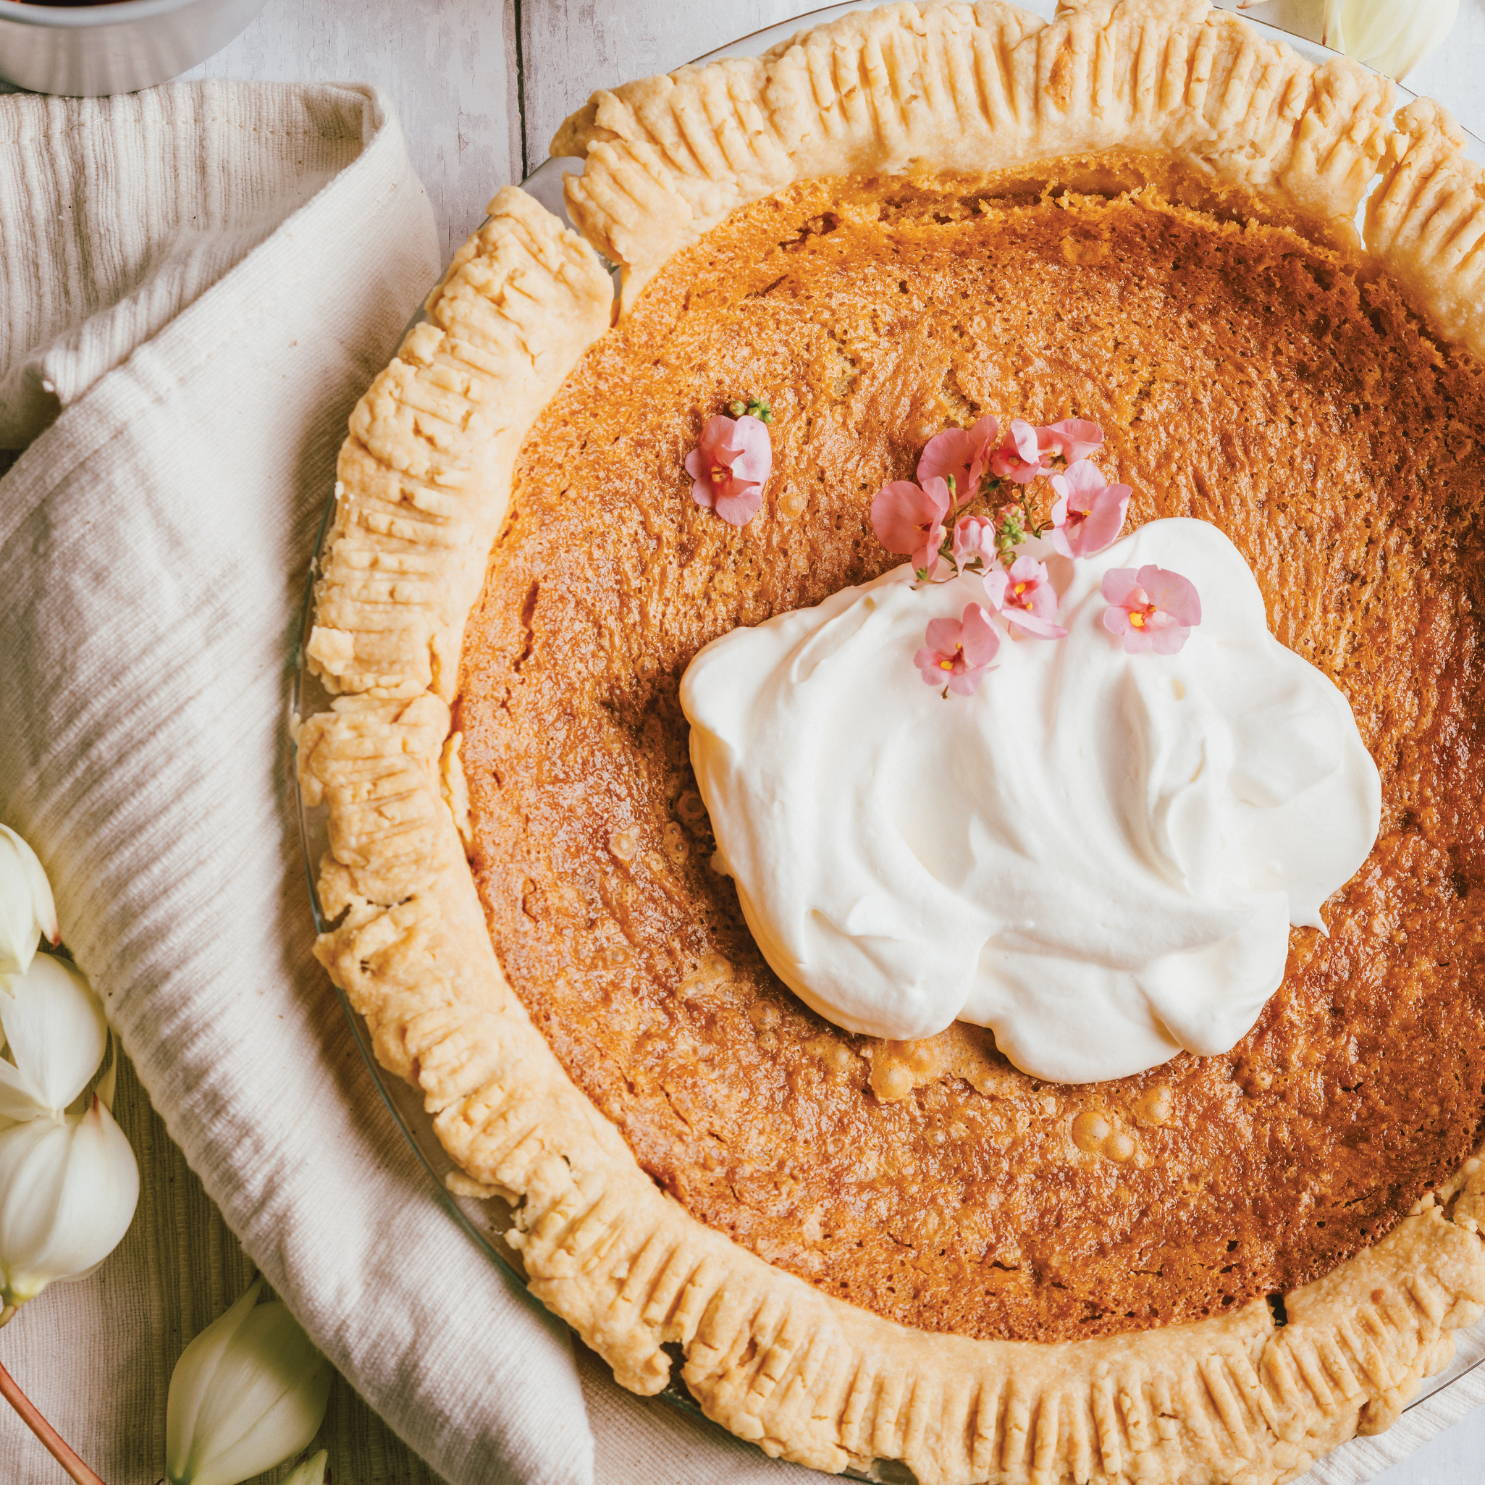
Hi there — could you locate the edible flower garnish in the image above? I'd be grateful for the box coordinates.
[1048,460,1131,558]
[686,411,773,526]
[950,512,997,570]
[869,413,1201,693]
[986,418,1051,484]
[1101,564,1202,654]
[914,603,1000,697]
[870,477,952,578]
[984,554,1067,640]
[918,414,999,495]
[1038,417,1104,463]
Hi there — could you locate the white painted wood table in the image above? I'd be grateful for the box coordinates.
[7,1,1485,1481]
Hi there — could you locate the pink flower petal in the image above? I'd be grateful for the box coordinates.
[988,417,1051,485]
[687,413,773,525]
[922,615,963,654]
[960,603,1001,668]
[1004,607,1068,640]
[915,603,1000,694]
[1100,564,1200,653]
[1100,567,1143,607]
[917,415,999,504]
[1008,420,1040,462]
[1039,418,1104,462]
[1140,564,1202,627]
[985,554,1066,638]
[871,478,951,560]
[1049,461,1130,557]
[917,429,977,496]
[727,414,774,484]
[713,484,764,526]
[1078,486,1131,554]
[951,513,996,567]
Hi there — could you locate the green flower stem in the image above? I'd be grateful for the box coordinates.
[927,468,1056,584]
[0,1356,109,1485]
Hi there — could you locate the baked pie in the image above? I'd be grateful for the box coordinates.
[298,2,1485,1480]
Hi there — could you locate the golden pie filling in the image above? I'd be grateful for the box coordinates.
[456,167,1485,1344]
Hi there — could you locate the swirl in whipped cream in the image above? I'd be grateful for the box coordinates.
[680,518,1381,1083]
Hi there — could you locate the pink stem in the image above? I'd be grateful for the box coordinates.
[0,1357,109,1485]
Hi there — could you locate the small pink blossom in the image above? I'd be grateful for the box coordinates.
[951,513,997,568]
[1100,564,1202,654]
[870,476,952,575]
[917,415,999,504]
[983,554,1067,639]
[685,413,772,526]
[986,418,1051,485]
[1048,459,1131,558]
[1038,418,1104,463]
[915,603,1001,696]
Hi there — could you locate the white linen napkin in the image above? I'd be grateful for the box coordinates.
[0,75,1477,1485]
[0,82,598,1485]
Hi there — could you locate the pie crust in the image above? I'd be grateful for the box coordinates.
[298,3,1485,1481]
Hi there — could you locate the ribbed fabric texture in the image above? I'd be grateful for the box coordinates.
[0,82,592,1485]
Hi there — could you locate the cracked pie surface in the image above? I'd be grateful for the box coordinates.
[300,3,1485,1481]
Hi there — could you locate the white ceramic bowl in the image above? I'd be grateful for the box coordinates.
[0,0,263,96]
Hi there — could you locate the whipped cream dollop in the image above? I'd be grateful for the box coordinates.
[681,518,1381,1083]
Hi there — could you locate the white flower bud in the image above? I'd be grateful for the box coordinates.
[1323,0,1458,80]
[166,1280,333,1485]
[0,955,108,1123]
[280,1451,330,1485]
[0,825,59,985]
[0,1096,139,1310]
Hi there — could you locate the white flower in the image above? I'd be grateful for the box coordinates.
[0,825,59,985]
[166,1280,333,1485]
[0,1096,139,1310]
[1322,0,1458,80]
[280,1452,330,1485]
[0,954,108,1124]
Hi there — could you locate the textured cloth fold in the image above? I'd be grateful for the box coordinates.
[0,81,593,1485]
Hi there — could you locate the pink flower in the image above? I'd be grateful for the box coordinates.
[870,476,952,575]
[685,414,772,526]
[1048,459,1131,558]
[915,603,1001,696]
[986,419,1051,485]
[1100,565,1202,654]
[1038,418,1104,463]
[983,554,1067,639]
[951,513,997,568]
[917,415,999,504]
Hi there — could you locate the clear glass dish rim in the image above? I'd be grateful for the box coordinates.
[288,2,1485,1470]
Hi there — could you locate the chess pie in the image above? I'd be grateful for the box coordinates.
[299,2,1485,1479]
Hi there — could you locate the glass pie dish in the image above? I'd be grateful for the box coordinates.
[290,4,1485,1477]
